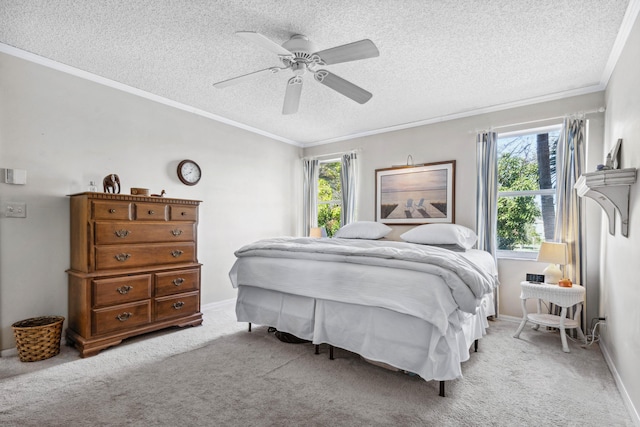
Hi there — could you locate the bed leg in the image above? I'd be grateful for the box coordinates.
[474,339,478,352]
[315,345,319,354]
[329,345,334,360]
[248,323,251,332]
[439,381,446,397]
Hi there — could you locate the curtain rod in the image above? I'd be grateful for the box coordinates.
[474,107,605,133]
[301,148,361,161]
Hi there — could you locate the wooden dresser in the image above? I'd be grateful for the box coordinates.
[66,192,203,357]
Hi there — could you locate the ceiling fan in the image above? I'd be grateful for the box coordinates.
[213,31,379,114]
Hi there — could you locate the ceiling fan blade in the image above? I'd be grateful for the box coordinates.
[283,76,303,115]
[213,67,284,88]
[314,70,372,104]
[313,39,379,65]
[236,31,294,57]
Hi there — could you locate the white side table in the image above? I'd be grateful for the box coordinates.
[513,281,586,353]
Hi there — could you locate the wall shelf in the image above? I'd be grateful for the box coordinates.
[575,168,637,237]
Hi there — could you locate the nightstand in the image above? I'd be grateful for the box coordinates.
[513,281,586,353]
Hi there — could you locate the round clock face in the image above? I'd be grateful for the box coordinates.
[177,160,201,186]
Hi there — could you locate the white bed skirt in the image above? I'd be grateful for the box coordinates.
[236,286,494,381]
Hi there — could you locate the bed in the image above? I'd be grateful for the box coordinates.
[228,222,499,396]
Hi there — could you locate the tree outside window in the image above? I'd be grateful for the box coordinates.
[318,160,342,237]
[497,126,560,257]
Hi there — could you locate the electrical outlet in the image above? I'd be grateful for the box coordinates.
[4,202,27,218]
[599,316,607,328]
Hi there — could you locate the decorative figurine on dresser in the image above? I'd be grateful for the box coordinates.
[66,192,203,357]
[103,173,121,193]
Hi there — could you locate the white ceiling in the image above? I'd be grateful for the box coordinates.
[0,0,637,146]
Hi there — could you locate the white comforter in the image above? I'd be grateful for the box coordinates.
[229,237,498,335]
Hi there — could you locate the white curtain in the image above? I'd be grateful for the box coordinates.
[302,159,319,237]
[475,132,498,259]
[340,152,358,226]
[476,131,498,316]
[554,118,586,285]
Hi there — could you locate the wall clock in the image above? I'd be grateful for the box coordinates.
[177,159,201,186]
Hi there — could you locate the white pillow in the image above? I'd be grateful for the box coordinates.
[400,224,478,250]
[334,221,392,240]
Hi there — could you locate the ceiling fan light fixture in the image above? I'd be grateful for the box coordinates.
[291,62,307,76]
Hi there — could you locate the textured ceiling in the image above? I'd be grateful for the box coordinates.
[0,0,636,146]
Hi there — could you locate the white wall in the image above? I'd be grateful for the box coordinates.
[602,12,640,419]
[0,52,301,351]
[303,92,605,320]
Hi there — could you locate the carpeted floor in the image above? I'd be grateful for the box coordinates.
[0,302,633,426]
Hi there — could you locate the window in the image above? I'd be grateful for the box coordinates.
[317,160,342,237]
[497,125,561,258]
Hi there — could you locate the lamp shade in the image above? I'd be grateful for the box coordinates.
[537,242,567,265]
[537,242,567,284]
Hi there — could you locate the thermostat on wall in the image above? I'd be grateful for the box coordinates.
[3,168,27,185]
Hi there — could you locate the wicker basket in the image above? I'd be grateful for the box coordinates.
[11,316,65,362]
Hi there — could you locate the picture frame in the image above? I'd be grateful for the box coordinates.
[375,160,455,225]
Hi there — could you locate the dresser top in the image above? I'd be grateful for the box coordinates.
[68,192,201,205]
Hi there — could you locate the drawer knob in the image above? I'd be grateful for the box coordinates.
[116,312,133,322]
[109,209,116,213]
[114,229,130,238]
[148,210,155,215]
[181,212,187,216]
[117,285,133,294]
[173,278,185,286]
[114,253,131,262]
[171,229,183,236]
[171,250,184,257]
[172,301,185,310]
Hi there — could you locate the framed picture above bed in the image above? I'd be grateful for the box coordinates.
[375,160,455,225]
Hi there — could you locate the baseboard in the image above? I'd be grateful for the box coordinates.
[201,297,236,312]
[493,314,521,324]
[1,347,18,357]
[599,337,640,425]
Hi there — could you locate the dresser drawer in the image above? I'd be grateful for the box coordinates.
[92,201,132,220]
[170,205,198,221]
[95,243,196,270]
[95,222,196,245]
[92,274,152,307]
[155,292,199,321]
[155,268,200,297]
[92,300,151,335]
[135,203,168,221]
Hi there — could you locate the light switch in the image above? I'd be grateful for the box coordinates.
[4,202,27,218]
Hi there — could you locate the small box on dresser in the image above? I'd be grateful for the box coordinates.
[66,192,203,357]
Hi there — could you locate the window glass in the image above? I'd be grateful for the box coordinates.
[318,160,342,237]
[497,126,560,258]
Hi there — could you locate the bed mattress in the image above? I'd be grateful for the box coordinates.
[230,237,498,381]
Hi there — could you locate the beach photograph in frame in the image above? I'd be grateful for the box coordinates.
[375,160,455,224]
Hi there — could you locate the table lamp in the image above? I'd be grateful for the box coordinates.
[536,242,567,284]
[309,227,326,238]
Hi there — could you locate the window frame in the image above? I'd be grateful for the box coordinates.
[496,124,562,260]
